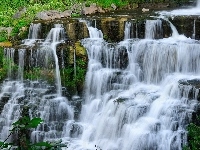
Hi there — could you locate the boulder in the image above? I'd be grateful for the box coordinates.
[36,10,71,20]
[35,11,51,20]
[60,10,72,18]
[81,4,105,15]
[142,8,150,12]
[111,3,117,10]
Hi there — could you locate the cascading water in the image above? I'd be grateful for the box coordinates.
[24,23,41,45]
[28,23,41,39]
[158,0,200,16]
[43,24,65,96]
[145,19,162,39]
[0,3,200,150]
[124,22,131,40]
[0,23,74,144]
[64,19,200,149]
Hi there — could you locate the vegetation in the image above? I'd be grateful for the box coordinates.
[184,116,200,150]
[61,57,87,94]
[0,115,67,149]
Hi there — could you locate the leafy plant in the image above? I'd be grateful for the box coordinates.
[0,115,67,150]
[184,116,200,150]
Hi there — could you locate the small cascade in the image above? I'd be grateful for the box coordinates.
[43,24,65,96]
[24,23,41,45]
[145,19,162,39]
[124,22,131,40]
[0,81,24,141]
[81,20,103,39]
[4,48,15,79]
[18,49,25,81]
[28,23,41,39]
[192,20,196,39]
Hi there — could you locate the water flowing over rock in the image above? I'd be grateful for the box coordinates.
[1,2,200,150]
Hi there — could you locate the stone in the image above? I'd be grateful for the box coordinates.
[142,8,150,12]
[81,6,98,15]
[36,10,72,20]
[13,7,27,19]
[60,10,72,18]
[111,3,117,10]
[35,11,50,20]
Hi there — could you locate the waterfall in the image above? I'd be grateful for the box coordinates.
[28,23,41,39]
[0,9,200,150]
[44,24,65,96]
[59,20,200,150]
[0,23,74,144]
[24,23,41,45]
[145,19,162,39]
[192,20,196,39]
[4,48,15,79]
[124,22,131,40]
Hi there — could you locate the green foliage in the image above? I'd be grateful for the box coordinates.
[0,31,8,42]
[61,57,87,93]
[0,114,67,150]
[184,122,200,150]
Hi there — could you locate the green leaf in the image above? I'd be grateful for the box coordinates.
[27,118,43,128]
[33,142,52,147]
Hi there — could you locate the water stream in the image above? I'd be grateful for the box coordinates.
[0,2,200,150]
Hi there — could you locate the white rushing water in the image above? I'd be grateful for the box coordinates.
[158,0,200,16]
[124,22,132,40]
[44,24,65,96]
[145,19,162,39]
[62,20,200,149]
[0,10,200,150]
[24,23,41,45]
[0,23,75,145]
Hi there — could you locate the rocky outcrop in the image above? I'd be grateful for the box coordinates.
[36,10,72,20]
[81,3,105,15]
